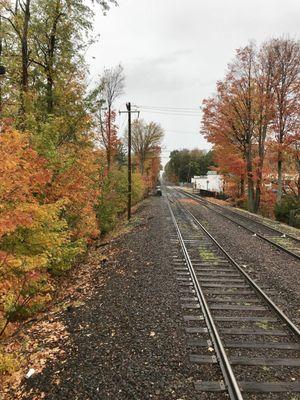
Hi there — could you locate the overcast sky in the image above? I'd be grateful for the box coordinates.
[87,0,300,166]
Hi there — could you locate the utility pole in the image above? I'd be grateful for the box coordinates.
[107,104,111,170]
[119,102,139,220]
[127,102,132,220]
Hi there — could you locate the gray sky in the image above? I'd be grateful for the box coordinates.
[87,0,300,166]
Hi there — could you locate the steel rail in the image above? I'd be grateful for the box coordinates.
[179,188,300,242]
[183,189,300,242]
[167,198,244,400]
[178,189,300,261]
[178,201,300,338]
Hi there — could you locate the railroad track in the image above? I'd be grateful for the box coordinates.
[177,188,300,261]
[167,188,300,399]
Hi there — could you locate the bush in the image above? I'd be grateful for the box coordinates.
[47,144,101,242]
[96,168,145,233]
[0,131,85,333]
[0,202,85,329]
[274,195,300,226]
[0,349,18,374]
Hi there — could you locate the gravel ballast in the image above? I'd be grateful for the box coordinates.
[6,191,300,400]
[179,193,300,325]
[12,196,226,400]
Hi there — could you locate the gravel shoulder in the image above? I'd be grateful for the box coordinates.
[6,196,216,400]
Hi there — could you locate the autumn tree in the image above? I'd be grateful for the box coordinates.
[93,64,125,169]
[0,0,31,124]
[0,0,118,126]
[127,119,164,175]
[266,38,300,204]
[0,130,84,336]
[0,0,123,338]
[202,43,276,212]
[252,42,275,209]
[96,110,121,167]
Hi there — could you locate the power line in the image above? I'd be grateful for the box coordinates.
[118,113,127,132]
[165,129,200,134]
[134,104,200,111]
[137,110,200,117]
[165,130,200,135]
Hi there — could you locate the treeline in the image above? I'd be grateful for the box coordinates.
[202,38,300,218]
[0,0,162,340]
[164,149,215,183]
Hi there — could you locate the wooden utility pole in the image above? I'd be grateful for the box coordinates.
[119,102,139,220]
[107,104,111,170]
[127,102,132,220]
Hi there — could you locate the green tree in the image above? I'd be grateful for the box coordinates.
[164,149,215,183]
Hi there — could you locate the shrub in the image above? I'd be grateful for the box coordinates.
[274,195,300,226]
[47,144,101,242]
[0,202,84,329]
[0,349,18,374]
[0,131,84,335]
[96,167,145,233]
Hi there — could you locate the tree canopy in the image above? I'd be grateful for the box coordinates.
[164,149,215,184]
[202,38,300,214]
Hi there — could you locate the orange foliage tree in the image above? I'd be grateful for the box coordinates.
[47,142,101,241]
[0,130,84,336]
[202,38,300,213]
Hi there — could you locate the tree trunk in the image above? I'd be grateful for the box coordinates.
[46,0,61,115]
[254,181,261,213]
[140,157,144,175]
[276,103,285,205]
[19,0,31,126]
[254,152,264,214]
[240,176,245,197]
[246,152,255,213]
[21,40,28,92]
[46,73,54,114]
[254,131,267,213]
[107,105,111,170]
[297,158,300,199]
[247,179,255,212]
[276,156,283,204]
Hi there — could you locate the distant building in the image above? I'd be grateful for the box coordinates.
[191,171,223,193]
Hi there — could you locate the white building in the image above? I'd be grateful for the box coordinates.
[191,171,223,193]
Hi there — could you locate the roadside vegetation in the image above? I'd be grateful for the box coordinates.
[0,0,163,350]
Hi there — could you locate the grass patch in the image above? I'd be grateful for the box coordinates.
[256,321,273,330]
[199,247,219,262]
[0,349,19,374]
[271,236,294,249]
